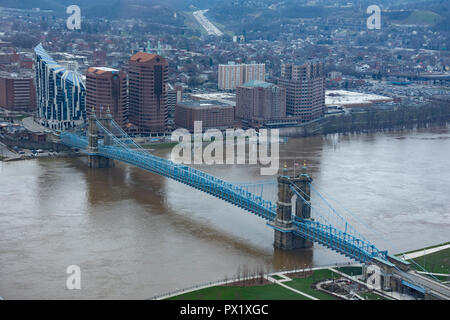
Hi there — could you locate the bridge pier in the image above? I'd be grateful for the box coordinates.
[270,163,313,251]
[87,110,114,169]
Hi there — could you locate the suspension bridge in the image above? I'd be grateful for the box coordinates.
[57,112,450,299]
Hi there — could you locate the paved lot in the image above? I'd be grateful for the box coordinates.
[21,116,50,133]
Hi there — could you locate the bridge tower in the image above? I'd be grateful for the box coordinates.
[87,109,114,168]
[271,162,313,250]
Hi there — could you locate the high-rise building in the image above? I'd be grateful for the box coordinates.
[167,83,183,115]
[167,83,183,130]
[278,61,325,122]
[34,44,86,130]
[128,52,168,133]
[236,80,286,127]
[218,62,265,90]
[0,70,36,112]
[85,67,128,128]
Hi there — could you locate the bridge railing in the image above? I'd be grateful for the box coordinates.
[88,124,278,221]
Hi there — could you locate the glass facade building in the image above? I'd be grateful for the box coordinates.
[34,44,86,130]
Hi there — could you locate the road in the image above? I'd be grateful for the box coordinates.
[22,116,49,133]
[193,10,223,36]
[0,141,19,160]
[394,269,450,299]
[401,243,450,260]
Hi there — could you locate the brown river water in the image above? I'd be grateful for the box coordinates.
[0,126,449,299]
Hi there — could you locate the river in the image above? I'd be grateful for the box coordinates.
[0,125,449,299]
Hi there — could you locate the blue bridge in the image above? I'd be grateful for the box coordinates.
[55,113,450,299]
[59,114,394,266]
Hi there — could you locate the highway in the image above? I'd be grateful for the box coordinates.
[394,269,450,299]
[193,10,223,36]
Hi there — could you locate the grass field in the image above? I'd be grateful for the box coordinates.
[284,269,340,300]
[167,268,344,300]
[398,241,450,255]
[408,247,450,276]
[358,291,389,300]
[335,266,362,276]
[404,10,441,25]
[167,283,309,300]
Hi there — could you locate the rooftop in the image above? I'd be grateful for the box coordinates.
[87,67,119,74]
[130,52,160,63]
[242,80,275,88]
[0,70,34,79]
[326,90,393,107]
[34,44,84,87]
[178,100,233,109]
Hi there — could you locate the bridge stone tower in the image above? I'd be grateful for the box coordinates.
[87,109,114,168]
[270,162,313,250]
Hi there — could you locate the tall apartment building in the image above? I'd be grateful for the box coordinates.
[236,80,286,127]
[34,44,86,130]
[85,67,128,128]
[128,52,168,133]
[278,61,325,122]
[218,62,265,90]
[0,71,36,112]
[167,84,183,114]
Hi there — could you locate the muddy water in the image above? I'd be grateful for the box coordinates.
[0,126,449,299]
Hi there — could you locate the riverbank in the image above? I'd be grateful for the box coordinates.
[155,263,395,301]
[154,241,450,301]
[1,151,82,162]
[398,242,450,282]
[279,102,450,137]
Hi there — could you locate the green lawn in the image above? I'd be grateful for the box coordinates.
[283,269,340,300]
[408,248,450,276]
[167,283,310,300]
[167,269,344,300]
[358,291,389,300]
[398,242,450,255]
[404,11,441,25]
[336,266,362,276]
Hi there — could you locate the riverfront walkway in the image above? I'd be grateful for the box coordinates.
[401,243,450,260]
[151,264,392,301]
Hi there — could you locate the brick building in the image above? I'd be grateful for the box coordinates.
[85,67,128,128]
[175,101,234,132]
[0,71,36,112]
[236,80,286,127]
[128,52,168,134]
[278,61,325,122]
